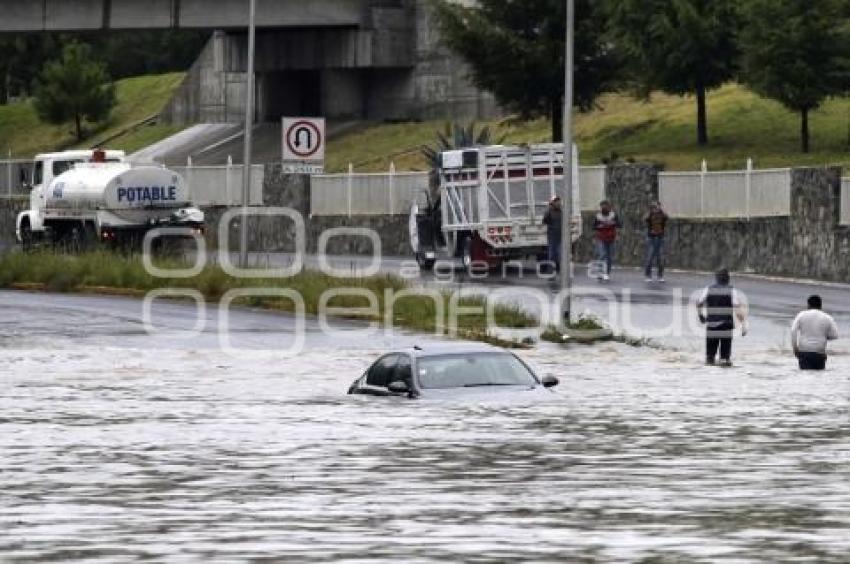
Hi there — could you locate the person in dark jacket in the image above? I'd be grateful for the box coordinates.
[696,269,748,366]
[593,200,622,281]
[644,201,668,282]
[542,196,562,272]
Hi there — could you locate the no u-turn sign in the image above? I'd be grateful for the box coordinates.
[282,117,325,168]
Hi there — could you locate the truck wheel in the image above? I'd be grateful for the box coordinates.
[415,252,436,271]
[20,222,33,253]
[461,236,473,269]
[67,226,84,254]
[81,223,97,251]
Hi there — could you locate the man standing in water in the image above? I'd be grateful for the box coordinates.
[542,196,562,273]
[593,200,622,281]
[644,201,668,282]
[696,269,748,367]
[791,295,839,370]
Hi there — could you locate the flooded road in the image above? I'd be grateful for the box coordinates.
[1,290,849,562]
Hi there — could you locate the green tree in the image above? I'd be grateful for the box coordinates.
[606,0,740,145]
[0,34,62,104]
[33,41,116,142]
[434,0,619,142]
[739,0,850,153]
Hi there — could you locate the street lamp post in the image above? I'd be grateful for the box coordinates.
[560,0,575,327]
[239,0,257,268]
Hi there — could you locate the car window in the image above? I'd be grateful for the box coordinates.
[33,162,43,186]
[417,353,537,389]
[394,355,412,383]
[366,354,400,387]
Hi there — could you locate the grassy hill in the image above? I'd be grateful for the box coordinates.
[0,72,185,158]
[326,84,850,173]
[5,76,847,172]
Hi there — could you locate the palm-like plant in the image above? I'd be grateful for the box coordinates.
[421,121,505,196]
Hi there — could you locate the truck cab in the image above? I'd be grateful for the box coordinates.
[16,150,126,245]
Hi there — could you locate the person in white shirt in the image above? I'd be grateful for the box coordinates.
[791,295,839,370]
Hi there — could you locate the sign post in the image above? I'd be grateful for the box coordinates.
[561,0,575,328]
[282,117,326,174]
[239,0,256,269]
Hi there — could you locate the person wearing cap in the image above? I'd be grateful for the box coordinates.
[791,295,839,370]
[542,196,562,272]
[696,268,748,366]
[644,201,668,282]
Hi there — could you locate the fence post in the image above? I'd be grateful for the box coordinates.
[226,155,233,206]
[7,148,11,197]
[745,158,753,220]
[700,159,707,219]
[347,162,353,218]
[389,162,396,215]
[186,155,193,204]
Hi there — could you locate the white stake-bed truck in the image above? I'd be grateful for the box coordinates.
[409,143,581,270]
[15,149,204,251]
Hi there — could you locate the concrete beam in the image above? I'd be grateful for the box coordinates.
[178,0,369,29]
[0,0,373,32]
[110,0,177,29]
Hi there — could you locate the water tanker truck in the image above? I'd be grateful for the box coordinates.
[15,149,204,251]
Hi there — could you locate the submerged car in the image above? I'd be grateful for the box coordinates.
[347,343,559,399]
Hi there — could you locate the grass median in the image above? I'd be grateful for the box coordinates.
[0,251,538,347]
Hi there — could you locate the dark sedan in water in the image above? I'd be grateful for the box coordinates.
[348,343,559,399]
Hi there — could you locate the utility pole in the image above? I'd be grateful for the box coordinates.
[560,0,575,327]
[239,0,256,268]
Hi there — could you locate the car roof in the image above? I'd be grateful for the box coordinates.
[401,342,508,358]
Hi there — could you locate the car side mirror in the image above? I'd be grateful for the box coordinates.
[19,168,30,189]
[541,375,559,388]
[388,380,410,394]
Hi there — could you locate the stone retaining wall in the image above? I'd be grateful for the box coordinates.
[200,166,409,256]
[573,165,849,282]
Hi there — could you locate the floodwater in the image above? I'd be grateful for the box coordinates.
[1,291,849,562]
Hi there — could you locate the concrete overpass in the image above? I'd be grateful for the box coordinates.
[1,0,497,134]
[0,0,375,31]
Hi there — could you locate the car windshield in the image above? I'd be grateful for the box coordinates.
[53,160,84,177]
[416,353,537,389]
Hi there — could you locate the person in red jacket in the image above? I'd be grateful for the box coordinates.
[593,200,622,281]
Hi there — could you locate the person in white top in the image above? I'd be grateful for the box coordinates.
[790,295,839,370]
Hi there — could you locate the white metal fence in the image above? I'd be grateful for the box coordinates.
[311,166,428,216]
[1,157,264,205]
[841,178,850,226]
[0,159,33,197]
[579,166,606,211]
[171,162,264,206]
[660,163,791,218]
[310,165,607,217]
